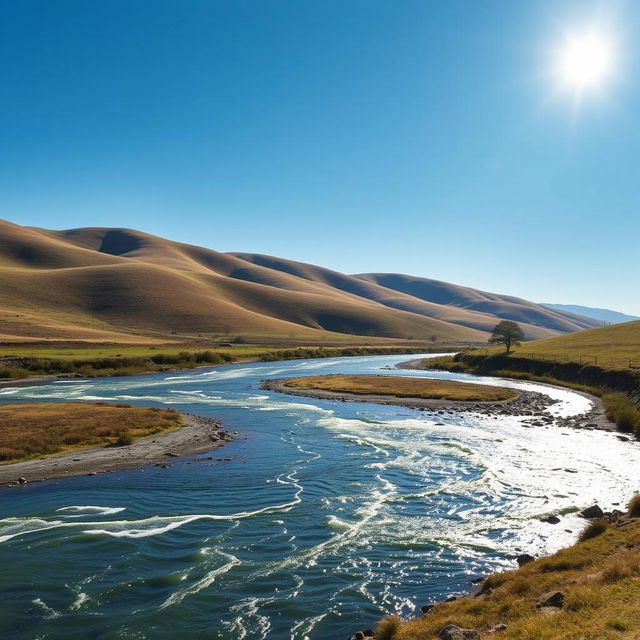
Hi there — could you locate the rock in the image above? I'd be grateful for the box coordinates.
[536,591,565,608]
[491,623,508,632]
[354,632,365,640]
[542,515,561,524]
[421,603,435,614]
[438,625,480,640]
[617,435,630,442]
[17,477,26,485]
[580,504,604,519]
[445,595,459,602]
[516,553,535,567]
[87,472,97,476]
[539,606,562,616]
[166,452,179,458]
[609,509,624,522]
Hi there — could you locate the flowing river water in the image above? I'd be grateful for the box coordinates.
[1,354,639,640]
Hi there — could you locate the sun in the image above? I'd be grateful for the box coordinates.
[555,31,614,91]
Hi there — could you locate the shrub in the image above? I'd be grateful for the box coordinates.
[115,431,134,446]
[601,392,640,433]
[627,493,640,517]
[578,518,609,542]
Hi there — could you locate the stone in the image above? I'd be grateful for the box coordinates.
[542,515,561,524]
[445,595,459,602]
[421,603,435,614]
[17,477,26,485]
[516,553,535,567]
[354,632,365,640]
[539,606,562,616]
[491,623,508,632]
[580,504,604,519]
[536,591,565,608]
[438,625,480,640]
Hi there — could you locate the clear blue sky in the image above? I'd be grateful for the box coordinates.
[1,0,638,314]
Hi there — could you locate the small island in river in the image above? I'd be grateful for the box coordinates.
[263,373,615,432]
[263,374,518,409]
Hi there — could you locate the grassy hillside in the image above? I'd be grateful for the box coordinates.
[233,254,562,340]
[376,504,640,640]
[508,320,640,368]
[0,219,486,344]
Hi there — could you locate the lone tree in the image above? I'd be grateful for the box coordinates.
[489,320,524,353]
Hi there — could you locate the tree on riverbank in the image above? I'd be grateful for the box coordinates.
[489,320,524,353]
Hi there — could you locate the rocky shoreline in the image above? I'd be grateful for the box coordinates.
[0,412,232,487]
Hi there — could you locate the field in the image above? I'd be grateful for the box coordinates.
[378,506,640,640]
[283,375,517,402]
[0,402,184,461]
[0,343,442,380]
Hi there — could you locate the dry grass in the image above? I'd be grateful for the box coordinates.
[379,518,640,640]
[0,402,184,461]
[473,320,640,369]
[0,219,486,344]
[284,375,517,402]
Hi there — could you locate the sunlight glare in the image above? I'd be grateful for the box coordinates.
[555,31,614,91]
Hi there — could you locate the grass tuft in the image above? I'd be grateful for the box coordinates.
[627,493,640,517]
[374,615,402,640]
[578,518,609,542]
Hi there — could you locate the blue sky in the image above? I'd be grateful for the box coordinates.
[1,1,638,314]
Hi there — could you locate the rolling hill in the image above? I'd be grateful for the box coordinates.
[0,219,602,344]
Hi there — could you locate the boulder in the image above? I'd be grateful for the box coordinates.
[17,477,26,485]
[536,591,565,608]
[580,505,604,519]
[491,623,508,632]
[354,632,365,640]
[421,603,435,614]
[516,554,535,567]
[438,625,480,640]
[541,515,561,524]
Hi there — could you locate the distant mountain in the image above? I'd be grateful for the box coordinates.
[0,218,602,343]
[541,304,639,325]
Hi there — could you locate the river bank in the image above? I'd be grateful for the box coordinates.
[0,413,231,487]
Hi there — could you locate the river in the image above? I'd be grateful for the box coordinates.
[1,354,638,640]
